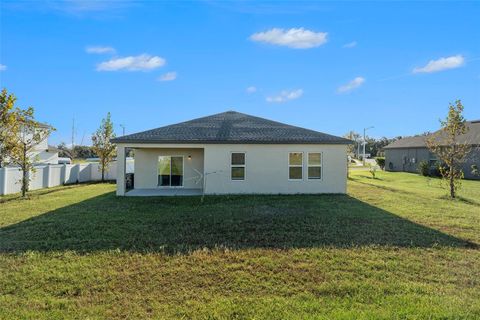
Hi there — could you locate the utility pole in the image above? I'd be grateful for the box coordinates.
[80,131,86,146]
[363,126,374,166]
[120,124,126,136]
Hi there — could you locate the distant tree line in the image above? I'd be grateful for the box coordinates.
[343,131,400,158]
[57,143,98,159]
[57,143,133,160]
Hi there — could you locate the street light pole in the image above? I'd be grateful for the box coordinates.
[120,124,125,136]
[363,126,374,166]
[357,138,361,159]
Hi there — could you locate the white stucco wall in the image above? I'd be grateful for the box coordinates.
[203,144,347,194]
[125,143,347,194]
[36,150,59,164]
[134,148,204,189]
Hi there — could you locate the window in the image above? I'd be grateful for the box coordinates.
[158,156,184,187]
[429,152,438,168]
[289,152,303,180]
[308,153,322,180]
[231,152,245,180]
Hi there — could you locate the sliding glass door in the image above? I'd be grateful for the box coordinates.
[158,156,184,187]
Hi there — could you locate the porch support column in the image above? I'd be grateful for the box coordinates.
[116,145,126,196]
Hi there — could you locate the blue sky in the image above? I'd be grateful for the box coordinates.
[1,1,479,145]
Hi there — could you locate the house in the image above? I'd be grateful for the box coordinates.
[112,111,352,196]
[29,123,59,165]
[1,122,59,166]
[383,120,480,179]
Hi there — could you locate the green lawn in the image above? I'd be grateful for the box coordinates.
[0,171,479,319]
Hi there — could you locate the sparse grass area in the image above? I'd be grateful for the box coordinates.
[0,171,479,319]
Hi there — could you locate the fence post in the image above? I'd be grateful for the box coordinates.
[0,168,6,195]
[45,165,51,188]
[62,164,67,185]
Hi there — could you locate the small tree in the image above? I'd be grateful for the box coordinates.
[426,100,471,199]
[0,89,23,168]
[344,131,361,156]
[1,89,54,196]
[368,164,377,179]
[375,157,385,170]
[57,142,74,159]
[92,112,116,182]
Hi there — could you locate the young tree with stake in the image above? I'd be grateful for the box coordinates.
[426,100,472,199]
[92,112,116,182]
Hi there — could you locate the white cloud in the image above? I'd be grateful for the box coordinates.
[246,86,257,93]
[266,89,303,103]
[250,28,328,49]
[343,41,357,48]
[413,55,465,74]
[158,71,177,81]
[337,77,365,93]
[86,46,116,54]
[0,64,6,71]
[97,54,166,71]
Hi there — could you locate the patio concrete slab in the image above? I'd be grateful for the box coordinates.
[125,188,203,197]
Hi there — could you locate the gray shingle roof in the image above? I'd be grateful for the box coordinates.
[112,111,352,145]
[383,135,428,149]
[384,120,480,149]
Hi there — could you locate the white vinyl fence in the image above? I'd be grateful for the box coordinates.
[0,160,134,196]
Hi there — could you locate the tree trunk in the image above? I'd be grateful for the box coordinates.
[22,166,28,197]
[21,144,28,198]
[101,159,105,182]
[449,164,455,199]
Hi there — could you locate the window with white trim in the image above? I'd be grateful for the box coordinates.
[231,152,245,180]
[308,152,322,180]
[288,152,303,180]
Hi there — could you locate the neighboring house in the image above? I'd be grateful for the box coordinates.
[112,111,352,196]
[28,123,59,165]
[1,122,59,166]
[37,145,60,164]
[384,120,480,180]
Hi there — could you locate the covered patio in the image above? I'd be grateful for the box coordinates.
[116,144,205,196]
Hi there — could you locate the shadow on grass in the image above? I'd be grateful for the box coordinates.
[0,192,476,254]
[0,186,80,204]
[350,177,430,197]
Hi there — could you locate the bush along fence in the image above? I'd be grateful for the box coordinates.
[0,160,134,196]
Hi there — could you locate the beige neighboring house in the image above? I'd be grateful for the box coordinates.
[112,111,352,196]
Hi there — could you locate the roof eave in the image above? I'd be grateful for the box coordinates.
[111,139,352,145]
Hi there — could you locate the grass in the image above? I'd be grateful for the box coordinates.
[0,171,479,319]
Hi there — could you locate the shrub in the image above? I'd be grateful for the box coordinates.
[375,157,385,170]
[472,164,480,177]
[418,160,430,176]
[426,162,447,178]
[388,162,394,170]
[369,164,377,179]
